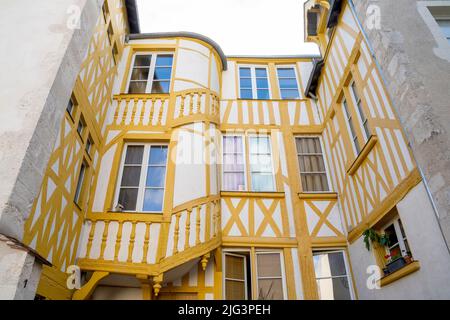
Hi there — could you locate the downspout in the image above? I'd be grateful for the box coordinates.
[347,0,450,255]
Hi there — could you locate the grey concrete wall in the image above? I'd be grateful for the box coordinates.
[0,0,102,241]
[350,0,450,248]
[348,182,450,299]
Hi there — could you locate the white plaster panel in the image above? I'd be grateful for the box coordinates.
[92,144,117,212]
[175,48,209,88]
[222,61,237,99]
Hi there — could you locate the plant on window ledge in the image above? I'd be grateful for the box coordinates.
[362,228,390,251]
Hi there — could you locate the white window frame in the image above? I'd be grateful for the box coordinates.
[126,52,174,94]
[223,251,249,300]
[113,142,169,213]
[295,135,332,193]
[248,134,276,192]
[349,80,370,142]
[313,249,355,300]
[238,65,272,100]
[255,250,288,300]
[276,65,301,100]
[221,134,248,191]
[381,216,410,259]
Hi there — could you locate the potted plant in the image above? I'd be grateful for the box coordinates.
[385,255,407,274]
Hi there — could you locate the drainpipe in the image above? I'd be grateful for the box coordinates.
[347,0,450,255]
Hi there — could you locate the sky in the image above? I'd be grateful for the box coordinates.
[136,0,320,56]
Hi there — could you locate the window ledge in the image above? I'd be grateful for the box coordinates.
[346,135,378,175]
[379,261,420,287]
[220,191,285,198]
[114,93,170,99]
[298,192,338,200]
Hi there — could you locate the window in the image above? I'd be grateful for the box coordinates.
[382,217,412,263]
[74,162,87,206]
[313,250,353,300]
[223,136,246,191]
[295,137,329,192]
[224,253,248,300]
[66,98,75,120]
[342,99,361,154]
[222,135,275,192]
[85,135,93,156]
[350,81,370,141]
[249,136,275,192]
[277,67,300,99]
[238,66,270,99]
[127,54,174,94]
[77,116,86,139]
[223,250,286,300]
[256,252,285,300]
[436,18,450,44]
[115,144,168,212]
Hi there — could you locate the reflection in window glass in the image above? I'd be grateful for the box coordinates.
[277,67,300,99]
[313,251,352,300]
[249,136,274,191]
[128,54,173,94]
[256,252,284,300]
[222,136,246,191]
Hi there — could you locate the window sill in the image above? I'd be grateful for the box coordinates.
[220,191,285,198]
[114,93,170,99]
[346,135,378,175]
[298,192,338,200]
[379,261,420,287]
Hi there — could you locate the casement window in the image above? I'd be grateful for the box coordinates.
[382,217,412,263]
[74,162,87,206]
[85,135,93,156]
[342,99,361,154]
[276,67,300,99]
[223,250,286,300]
[127,53,174,94]
[224,253,248,300]
[349,81,370,141]
[115,144,168,212]
[223,136,246,191]
[238,66,270,99]
[313,250,353,300]
[222,135,275,192]
[295,137,329,192]
[77,116,86,139]
[255,252,285,300]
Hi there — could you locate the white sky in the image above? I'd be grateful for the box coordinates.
[136,0,319,56]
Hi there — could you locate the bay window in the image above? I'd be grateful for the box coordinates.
[115,143,168,212]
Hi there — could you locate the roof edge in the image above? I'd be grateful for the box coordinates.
[128,32,228,71]
[125,0,140,34]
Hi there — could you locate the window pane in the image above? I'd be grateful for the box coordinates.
[317,277,351,300]
[225,280,246,300]
[250,155,272,172]
[279,78,298,89]
[257,279,283,300]
[240,78,252,88]
[251,173,274,191]
[277,68,296,78]
[155,55,173,66]
[257,253,281,277]
[249,137,270,154]
[125,146,144,164]
[153,67,171,80]
[257,89,270,99]
[256,78,269,88]
[240,89,253,99]
[223,172,245,191]
[146,167,166,188]
[151,81,170,93]
[239,67,251,77]
[223,136,242,153]
[255,68,267,77]
[74,163,86,204]
[130,68,149,81]
[385,224,398,246]
[134,55,151,66]
[118,188,138,211]
[313,252,347,278]
[225,255,245,279]
[128,81,147,94]
[120,166,141,187]
[437,20,450,37]
[143,188,164,211]
[280,89,300,99]
[149,146,168,165]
